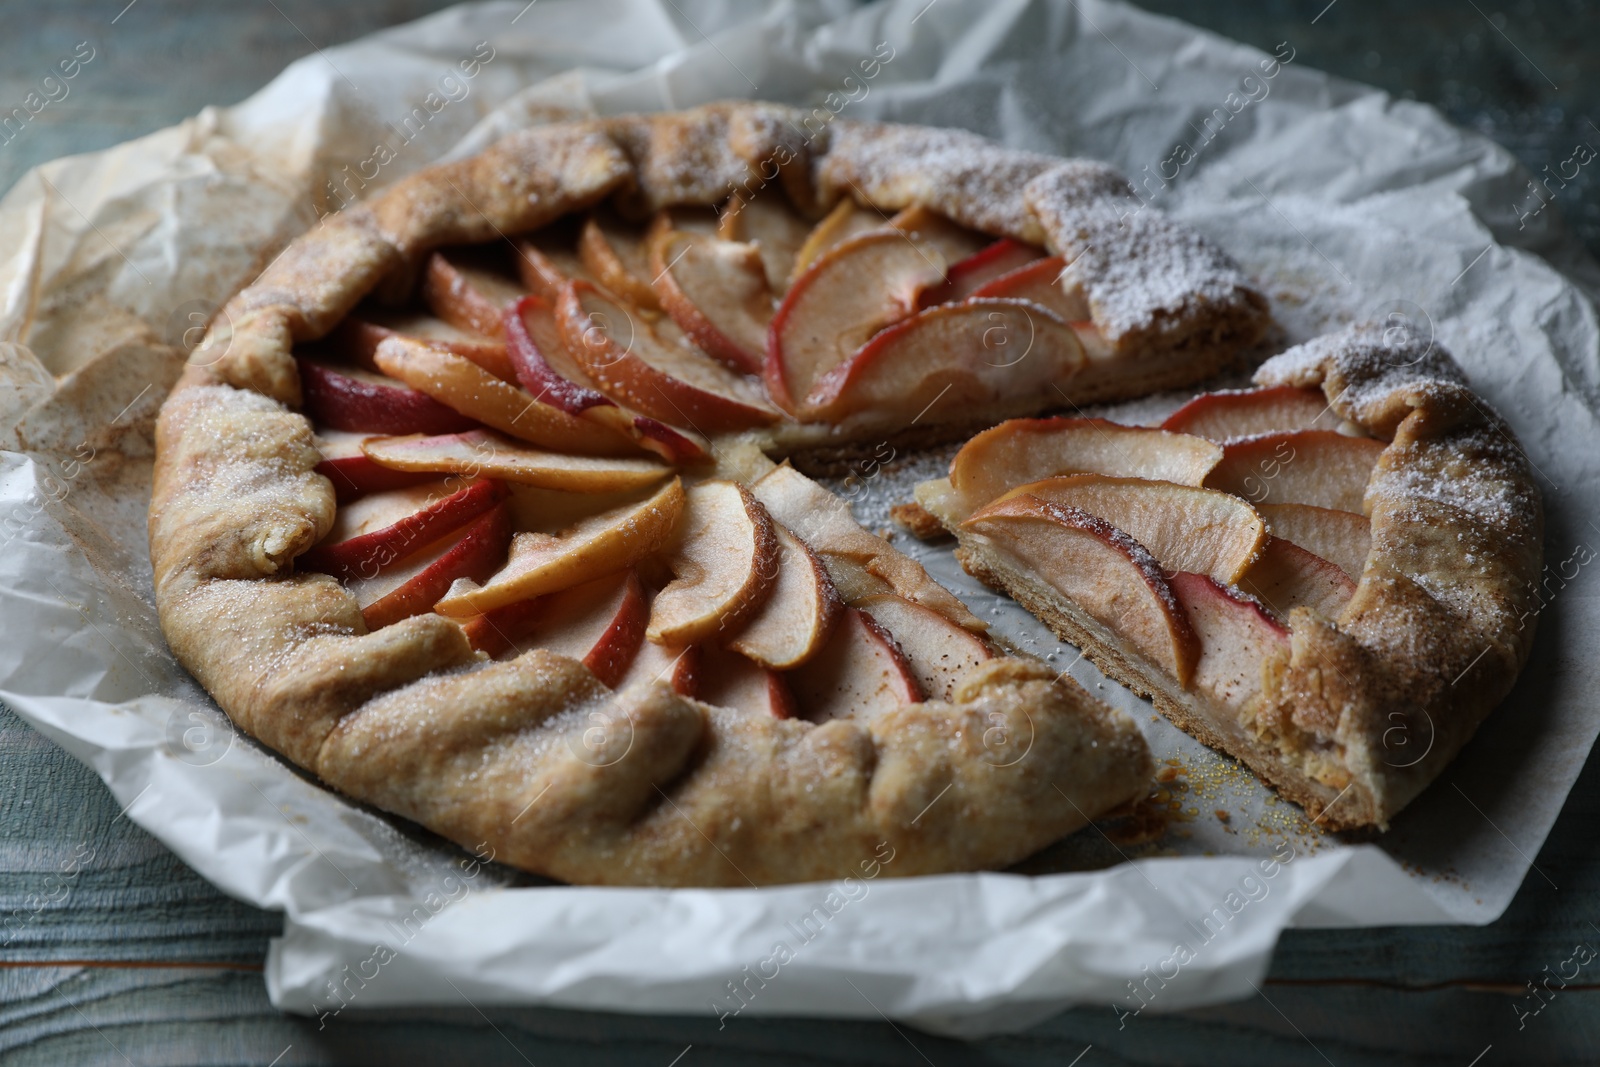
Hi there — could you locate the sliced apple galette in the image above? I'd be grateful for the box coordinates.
[149,101,1386,887]
[916,324,1544,829]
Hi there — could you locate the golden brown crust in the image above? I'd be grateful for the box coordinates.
[1250,325,1543,827]
[149,102,1289,884]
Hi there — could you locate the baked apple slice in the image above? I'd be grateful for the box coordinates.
[1161,385,1339,441]
[918,238,1043,308]
[579,212,661,310]
[371,336,640,457]
[855,593,994,701]
[787,607,921,723]
[961,496,1200,685]
[435,477,685,616]
[333,308,512,381]
[1170,571,1290,713]
[647,481,780,647]
[1257,503,1372,581]
[298,358,478,436]
[886,205,990,267]
[984,474,1267,584]
[649,220,773,375]
[1205,430,1385,513]
[514,225,596,301]
[698,646,798,718]
[299,477,508,581]
[614,636,700,697]
[506,296,709,463]
[353,504,513,631]
[421,249,528,341]
[799,299,1087,424]
[1238,537,1357,621]
[724,523,842,669]
[718,190,813,292]
[361,429,670,492]
[558,281,780,433]
[766,229,947,412]
[314,430,434,503]
[938,417,1223,517]
[790,199,888,278]
[969,255,1089,322]
[750,465,984,630]
[461,569,649,685]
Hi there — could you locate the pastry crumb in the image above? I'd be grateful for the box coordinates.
[890,501,947,541]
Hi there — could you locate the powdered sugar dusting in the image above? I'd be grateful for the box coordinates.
[1256,323,1469,428]
[1024,177,1264,346]
[817,120,1060,240]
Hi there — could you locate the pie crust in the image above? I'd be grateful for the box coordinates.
[918,324,1544,830]
[150,103,1282,886]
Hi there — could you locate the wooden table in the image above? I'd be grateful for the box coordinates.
[3,2,1597,1062]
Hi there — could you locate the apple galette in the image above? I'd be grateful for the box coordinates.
[916,324,1544,829]
[151,102,1307,886]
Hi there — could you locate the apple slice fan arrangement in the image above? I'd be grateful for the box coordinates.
[151,103,1543,887]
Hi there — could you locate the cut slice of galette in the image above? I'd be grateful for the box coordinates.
[914,324,1543,829]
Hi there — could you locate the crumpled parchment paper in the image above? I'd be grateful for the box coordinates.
[1,0,1597,1037]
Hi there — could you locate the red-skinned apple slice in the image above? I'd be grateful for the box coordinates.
[361,429,670,492]
[718,190,813,292]
[435,477,685,617]
[649,219,773,375]
[298,358,479,436]
[919,238,1043,308]
[961,496,1200,685]
[986,474,1267,584]
[461,569,649,685]
[855,593,994,701]
[506,293,614,415]
[765,229,947,411]
[750,465,984,631]
[1257,503,1372,582]
[1206,430,1385,513]
[1238,537,1357,621]
[942,416,1223,517]
[300,478,508,581]
[790,199,887,279]
[421,250,529,340]
[614,636,700,697]
[505,296,709,463]
[371,336,641,457]
[354,504,513,630]
[1170,571,1290,711]
[1161,385,1340,442]
[579,213,660,310]
[314,430,435,503]
[887,205,989,267]
[698,646,798,718]
[332,308,512,380]
[558,281,780,432]
[724,523,842,669]
[969,255,1090,322]
[647,480,780,647]
[800,299,1086,424]
[787,607,921,723]
[515,227,595,301]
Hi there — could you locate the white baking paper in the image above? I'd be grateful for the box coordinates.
[1,0,1597,1037]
